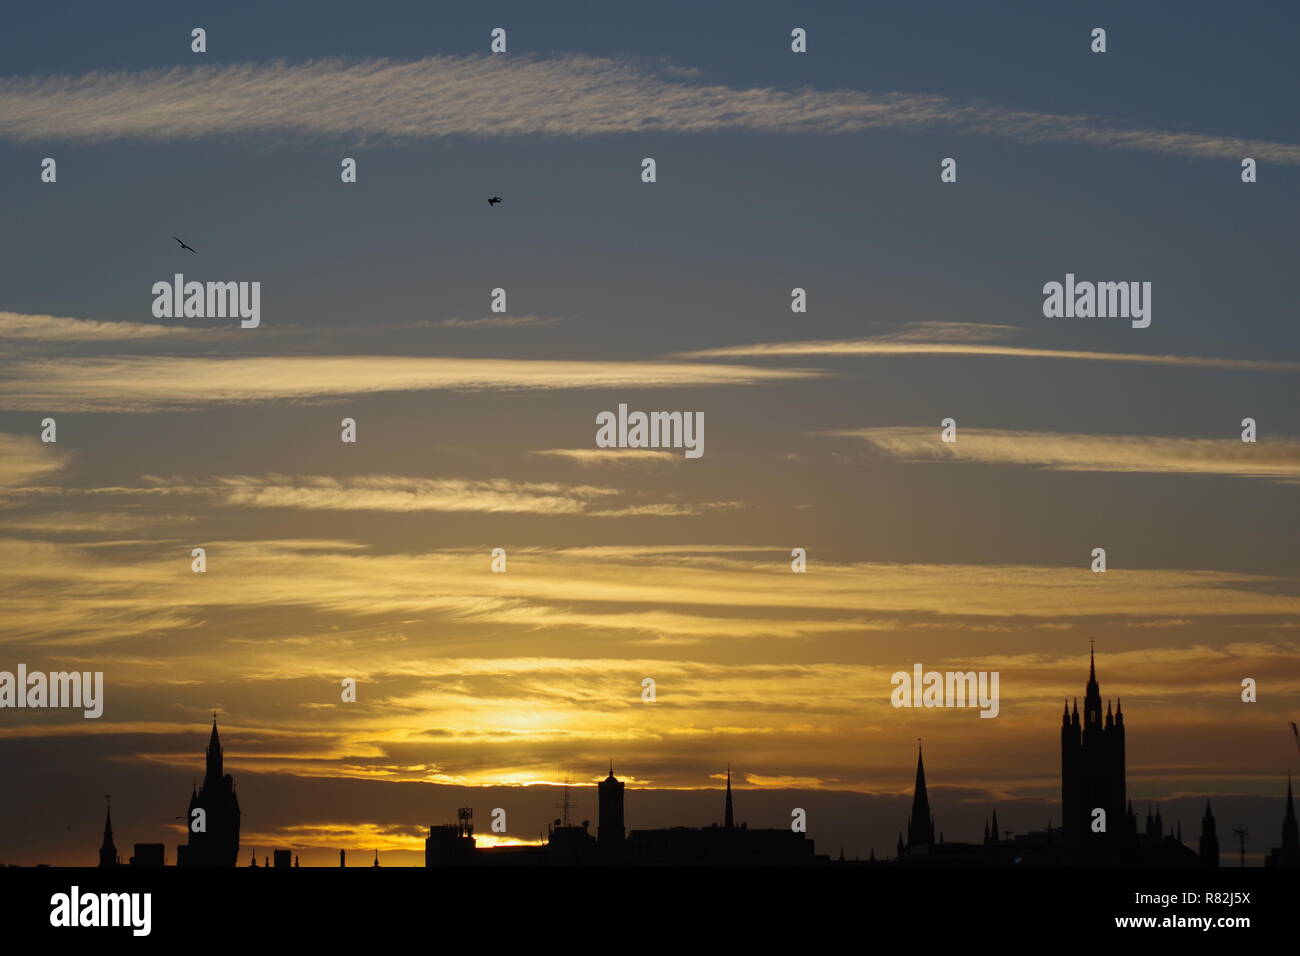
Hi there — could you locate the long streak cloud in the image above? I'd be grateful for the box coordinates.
[1,56,1297,162]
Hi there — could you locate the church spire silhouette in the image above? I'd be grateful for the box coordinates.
[98,795,119,867]
[907,741,935,849]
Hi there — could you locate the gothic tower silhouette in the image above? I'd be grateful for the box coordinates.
[177,716,241,867]
[1199,801,1219,867]
[1061,647,1128,861]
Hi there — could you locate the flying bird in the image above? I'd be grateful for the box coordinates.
[172,235,197,254]
[487,196,503,206]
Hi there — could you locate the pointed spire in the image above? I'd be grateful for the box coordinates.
[724,763,735,830]
[1083,644,1102,727]
[907,740,935,849]
[205,712,224,783]
[98,794,119,867]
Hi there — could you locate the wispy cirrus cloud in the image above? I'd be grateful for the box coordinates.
[531,448,679,467]
[0,310,201,341]
[0,432,68,488]
[587,501,742,518]
[1,538,1295,648]
[679,337,1300,371]
[16,473,733,519]
[173,474,621,515]
[0,511,193,533]
[2,55,1297,163]
[870,321,1023,343]
[437,314,562,329]
[825,427,1300,483]
[0,354,820,412]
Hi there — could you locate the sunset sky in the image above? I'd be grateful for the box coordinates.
[1,1,1297,867]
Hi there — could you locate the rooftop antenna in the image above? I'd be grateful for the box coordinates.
[1231,826,1247,868]
[556,774,575,828]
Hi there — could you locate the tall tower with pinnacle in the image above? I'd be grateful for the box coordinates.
[1061,645,1128,861]
[177,714,241,867]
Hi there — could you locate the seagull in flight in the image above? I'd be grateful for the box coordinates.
[487,196,503,206]
[172,235,197,254]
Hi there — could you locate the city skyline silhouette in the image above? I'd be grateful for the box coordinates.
[20,652,1291,869]
[2,4,1297,900]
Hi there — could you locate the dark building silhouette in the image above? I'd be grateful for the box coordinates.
[425,808,477,866]
[1061,647,1129,862]
[597,765,626,863]
[176,716,241,867]
[98,797,120,867]
[1265,774,1299,867]
[423,766,822,867]
[625,767,821,866]
[1199,801,1219,867]
[130,843,165,867]
[274,849,292,869]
